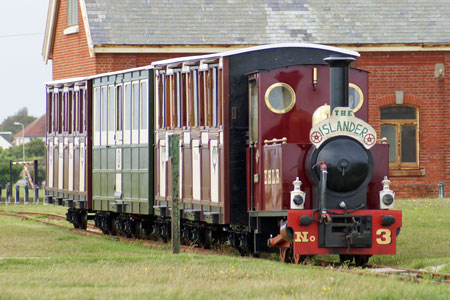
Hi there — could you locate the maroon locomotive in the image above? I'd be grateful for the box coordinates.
[46,44,402,265]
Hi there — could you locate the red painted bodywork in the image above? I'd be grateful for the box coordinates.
[288,209,402,255]
[248,65,369,212]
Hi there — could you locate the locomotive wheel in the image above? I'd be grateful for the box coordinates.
[293,254,307,264]
[354,255,370,267]
[280,247,293,263]
[339,254,354,264]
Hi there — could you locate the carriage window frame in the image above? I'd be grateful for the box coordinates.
[73,88,79,133]
[176,72,182,128]
[108,85,116,132]
[80,88,86,133]
[249,77,259,144]
[380,105,420,171]
[212,67,218,127]
[116,84,123,132]
[101,86,108,133]
[141,80,148,130]
[132,82,140,131]
[124,83,132,131]
[264,82,296,114]
[47,90,53,133]
[193,69,200,127]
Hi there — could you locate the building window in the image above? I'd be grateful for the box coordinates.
[67,0,78,27]
[380,105,419,169]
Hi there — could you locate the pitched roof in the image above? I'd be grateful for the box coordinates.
[14,115,46,138]
[43,0,450,62]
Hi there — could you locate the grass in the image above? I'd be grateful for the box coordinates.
[0,199,449,299]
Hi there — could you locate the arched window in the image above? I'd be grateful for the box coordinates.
[380,105,419,169]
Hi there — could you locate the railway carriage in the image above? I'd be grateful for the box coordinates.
[45,43,402,265]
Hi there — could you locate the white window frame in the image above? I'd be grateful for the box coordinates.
[140,80,149,144]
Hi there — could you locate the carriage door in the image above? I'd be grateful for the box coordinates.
[248,74,261,210]
[115,83,123,198]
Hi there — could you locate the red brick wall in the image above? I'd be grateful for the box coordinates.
[51,1,201,80]
[52,0,96,80]
[356,51,450,198]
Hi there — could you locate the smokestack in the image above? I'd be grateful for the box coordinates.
[324,57,355,113]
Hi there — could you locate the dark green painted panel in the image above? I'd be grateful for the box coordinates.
[108,173,115,197]
[93,199,101,211]
[133,202,140,214]
[93,149,101,169]
[140,173,148,199]
[93,173,101,196]
[101,148,107,169]
[123,173,131,200]
[140,147,148,169]
[132,148,139,170]
[108,148,116,170]
[123,148,131,170]
[132,173,139,199]
[101,173,108,196]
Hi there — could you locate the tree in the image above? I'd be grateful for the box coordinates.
[0,107,37,142]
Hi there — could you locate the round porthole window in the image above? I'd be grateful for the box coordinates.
[265,83,296,114]
[349,83,364,112]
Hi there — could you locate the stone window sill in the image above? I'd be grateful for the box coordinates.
[64,25,79,35]
[389,168,425,177]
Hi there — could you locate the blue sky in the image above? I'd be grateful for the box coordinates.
[0,0,52,123]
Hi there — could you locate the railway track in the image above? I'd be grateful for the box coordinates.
[1,210,448,284]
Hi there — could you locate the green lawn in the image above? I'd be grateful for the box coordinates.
[0,199,449,299]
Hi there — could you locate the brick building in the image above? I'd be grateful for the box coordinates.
[42,0,450,198]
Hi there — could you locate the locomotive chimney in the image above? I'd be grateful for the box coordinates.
[324,56,355,113]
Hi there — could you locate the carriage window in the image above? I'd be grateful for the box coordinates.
[80,89,85,133]
[73,90,79,132]
[101,87,108,133]
[175,72,181,128]
[47,91,53,133]
[212,67,218,127]
[133,82,140,130]
[116,85,123,131]
[349,83,364,112]
[199,71,206,126]
[155,75,163,129]
[265,83,296,114]
[68,90,73,134]
[124,83,132,130]
[380,105,419,169]
[193,70,199,127]
[186,72,194,127]
[141,81,148,130]
[249,78,258,143]
[57,91,62,134]
[165,75,172,128]
[94,87,101,135]
[218,68,223,127]
[108,86,115,132]
[169,75,177,128]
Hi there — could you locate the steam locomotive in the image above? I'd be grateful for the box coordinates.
[45,44,402,265]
